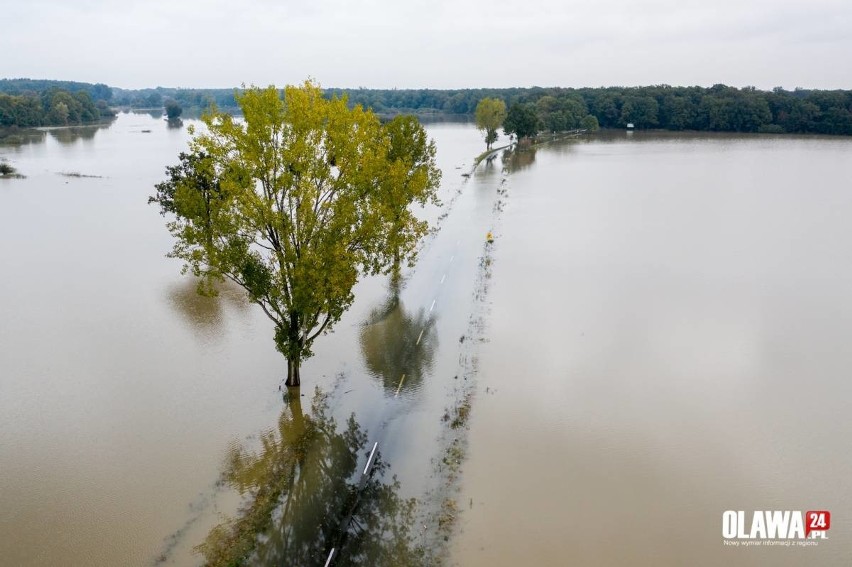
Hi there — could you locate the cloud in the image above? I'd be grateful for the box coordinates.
[1,0,850,89]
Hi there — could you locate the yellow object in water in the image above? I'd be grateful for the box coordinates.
[486,231,494,243]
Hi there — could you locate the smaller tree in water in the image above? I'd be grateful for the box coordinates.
[474,97,507,150]
[164,98,183,120]
[150,82,440,388]
[503,102,541,142]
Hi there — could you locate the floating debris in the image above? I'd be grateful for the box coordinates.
[58,171,103,178]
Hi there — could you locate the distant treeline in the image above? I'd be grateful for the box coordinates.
[111,87,237,110]
[331,85,852,135]
[0,79,113,101]
[103,84,852,136]
[0,80,114,127]
[2,79,852,135]
[0,90,114,128]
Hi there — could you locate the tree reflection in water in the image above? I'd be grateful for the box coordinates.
[360,289,437,397]
[166,278,249,338]
[502,145,536,172]
[47,124,110,144]
[0,128,46,146]
[197,391,427,566]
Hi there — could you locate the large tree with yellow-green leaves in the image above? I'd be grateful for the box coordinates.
[150,82,440,387]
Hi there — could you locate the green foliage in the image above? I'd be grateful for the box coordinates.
[144,92,163,108]
[112,86,230,112]
[7,79,852,135]
[503,103,540,140]
[380,115,441,274]
[536,95,587,132]
[164,98,183,119]
[619,95,659,128]
[757,124,785,134]
[330,85,852,136]
[151,82,440,387]
[474,98,507,150]
[50,101,69,125]
[101,82,852,136]
[580,114,599,131]
[0,87,108,128]
[0,78,112,101]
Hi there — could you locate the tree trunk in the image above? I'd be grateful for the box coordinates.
[286,357,301,388]
[285,311,302,388]
[392,247,402,279]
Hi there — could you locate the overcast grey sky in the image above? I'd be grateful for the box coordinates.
[2,0,851,90]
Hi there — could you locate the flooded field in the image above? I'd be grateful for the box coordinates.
[3,118,852,566]
[0,113,503,566]
[452,132,852,566]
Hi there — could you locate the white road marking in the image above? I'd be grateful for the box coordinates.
[364,441,378,475]
[430,299,436,312]
[440,274,446,284]
[416,329,424,345]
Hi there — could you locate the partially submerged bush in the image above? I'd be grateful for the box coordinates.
[0,161,24,178]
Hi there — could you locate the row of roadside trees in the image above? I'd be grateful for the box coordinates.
[474,96,601,148]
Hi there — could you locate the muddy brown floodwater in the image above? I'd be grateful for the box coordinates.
[452,132,852,566]
[0,113,504,566]
[4,118,852,566]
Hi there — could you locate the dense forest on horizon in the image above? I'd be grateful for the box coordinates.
[0,79,114,128]
[2,78,852,135]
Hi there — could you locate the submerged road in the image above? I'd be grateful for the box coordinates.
[309,143,511,565]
